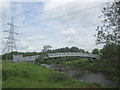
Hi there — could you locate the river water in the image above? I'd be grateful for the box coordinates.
[59,66,118,87]
[41,64,118,87]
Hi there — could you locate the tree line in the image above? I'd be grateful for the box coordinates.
[47,47,88,53]
[2,46,99,59]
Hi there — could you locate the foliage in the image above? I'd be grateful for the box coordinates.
[35,45,52,64]
[96,1,120,45]
[48,46,87,53]
[92,48,100,55]
[42,45,52,52]
[2,62,102,88]
[37,55,90,65]
[61,58,90,67]
[35,46,90,64]
[100,44,119,79]
[2,46,88,60]
[2,52,41,59]
[95,0,120,81]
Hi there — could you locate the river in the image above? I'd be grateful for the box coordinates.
[41,64,118,87]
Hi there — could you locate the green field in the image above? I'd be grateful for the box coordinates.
[2,62,102,88]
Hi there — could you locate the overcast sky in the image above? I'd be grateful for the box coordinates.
[1,0,113,53]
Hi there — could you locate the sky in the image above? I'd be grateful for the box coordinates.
[0,0,113,53]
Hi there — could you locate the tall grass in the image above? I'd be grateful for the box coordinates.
[2,62,102,88]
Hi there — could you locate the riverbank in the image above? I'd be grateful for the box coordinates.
[55,64,117,82]
[39,57,119,82]
[2,62,102,88]
[57,60,119,82]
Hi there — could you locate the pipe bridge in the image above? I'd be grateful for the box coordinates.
[13,52,99,62]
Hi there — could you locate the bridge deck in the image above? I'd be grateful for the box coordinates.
[13,52,99,62]
[48,52,98,58]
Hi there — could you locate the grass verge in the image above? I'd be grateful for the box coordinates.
[2,62,102,88]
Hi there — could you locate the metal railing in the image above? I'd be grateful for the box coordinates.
[13,52,99,62]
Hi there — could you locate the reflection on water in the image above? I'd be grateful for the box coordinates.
[59,66,118,87]
[41,64,118,87]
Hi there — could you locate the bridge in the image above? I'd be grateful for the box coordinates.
[13,52,99,62]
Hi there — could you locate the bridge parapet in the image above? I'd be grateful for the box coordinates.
[48,52,99,59]
[13,52,99,62]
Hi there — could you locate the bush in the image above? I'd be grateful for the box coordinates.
[49,72,71,83]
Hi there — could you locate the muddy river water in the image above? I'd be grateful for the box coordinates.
[41,64,118,87]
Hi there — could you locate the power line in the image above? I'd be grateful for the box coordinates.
[25,2,74,21]
[42,2,74,14]
[17,3,101,33]
[15,2,73,27]
[40,4,100,23]
[14,4,101,43]
[22,4,101,27]
[2,18,18,54]
[18,23,97,41]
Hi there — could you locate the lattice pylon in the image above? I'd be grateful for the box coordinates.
[2,18,18,54]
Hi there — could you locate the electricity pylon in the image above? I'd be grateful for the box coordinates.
[2,18,18,54]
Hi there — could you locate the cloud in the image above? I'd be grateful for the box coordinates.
[26,35,46,41]
[59,27,103,51]
[11,4,24,16]
[17,34,52,52]
[1,1,105,53]
[18,1,104,52]
[0,0,11,24]
[61,28,77,36]
[40,1,104,39]
[0,0,11,54]
[41,1,105,51]
[10,3,26,26]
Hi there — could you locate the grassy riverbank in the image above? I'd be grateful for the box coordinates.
[2,62,102,88]
[40,58,102,71]
[60,58,102,71]
[37,56,119,82]
[59,58,118,82]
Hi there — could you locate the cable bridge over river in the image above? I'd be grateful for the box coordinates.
[13,52,99,62]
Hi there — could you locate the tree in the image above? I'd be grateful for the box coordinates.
[95,1,120,81]
[42,45,52,58]
[64,47,70,52]
[101,44,118,60]
[96,1,120,45]
[42,45,52,52]
[79,49,85,53]
[70,47,79,52]
[92,48,99,55]
[35,45,52,64]
[95,0,120,61]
